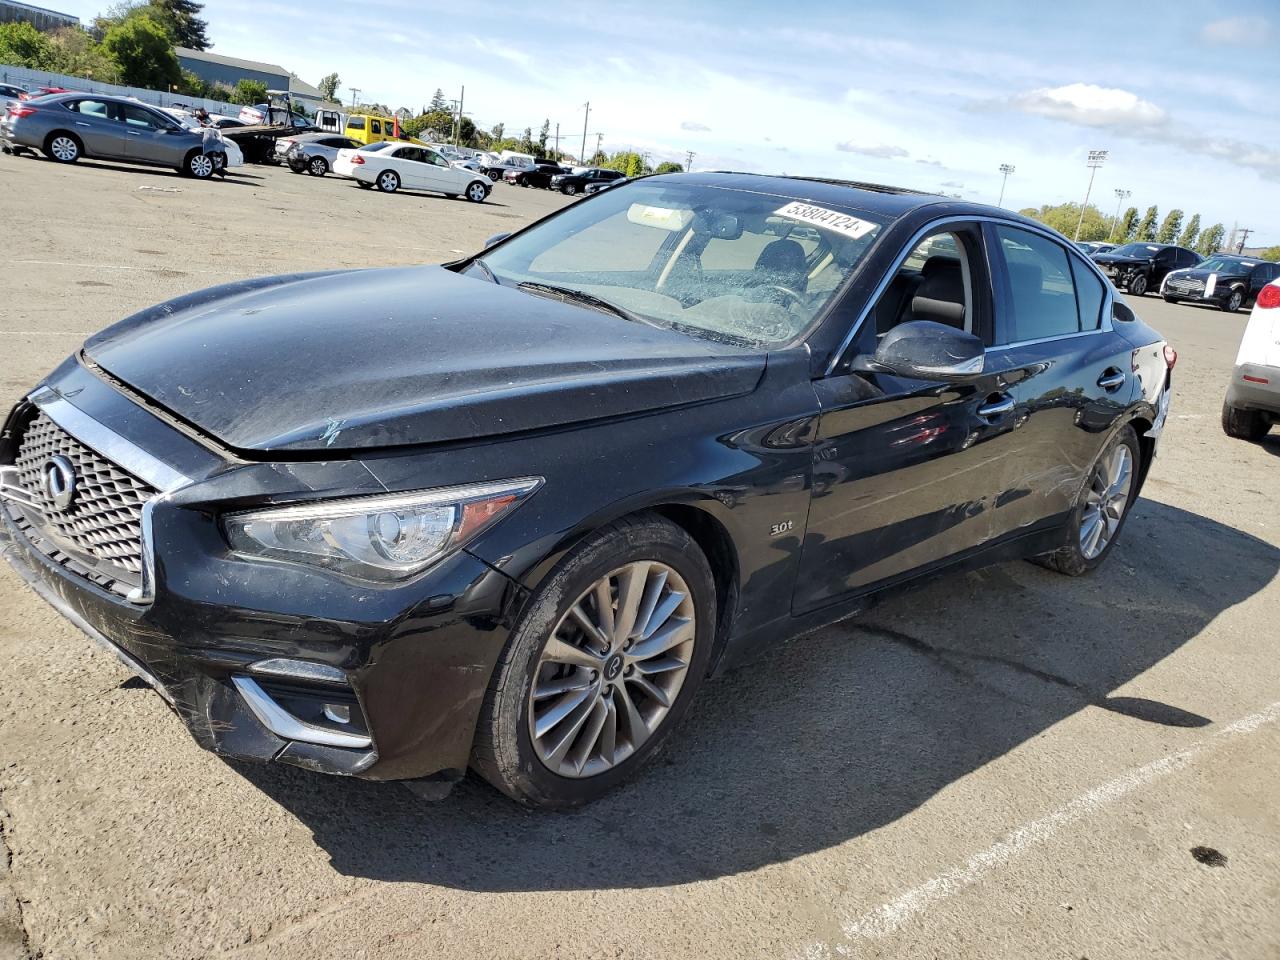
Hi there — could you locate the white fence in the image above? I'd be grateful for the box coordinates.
[0,63,242,118]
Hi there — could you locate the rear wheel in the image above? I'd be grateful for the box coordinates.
[1221,289,1244,313]
[307,156,328,176]
[1222,402,1269,440]
[1034,425,1140,576]
[487,169,500,181]
[376,170,400,193]
[45,132,81,163]
[563,183,578,196]
[1128,274,1148,296]
[472,514,715,808]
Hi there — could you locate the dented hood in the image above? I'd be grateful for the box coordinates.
[84,266,766,453]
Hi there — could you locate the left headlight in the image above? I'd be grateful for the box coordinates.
[223,478,541,581]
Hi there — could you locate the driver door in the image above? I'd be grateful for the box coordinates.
[120,103,180,164]
[792,222,1038,613]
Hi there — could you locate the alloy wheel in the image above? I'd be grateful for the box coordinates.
[378,172,398,191]
[309,157,326,176]
[1079,444,1134,559]
[50,136,78,161]
[1227,291,1242,312]
[189,154,213,178]
[468,182,487,202]
[527,561,696,778]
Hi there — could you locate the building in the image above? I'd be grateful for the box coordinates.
[0,0,79,32]
[174,47,338,110]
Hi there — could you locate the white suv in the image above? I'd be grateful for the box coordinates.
[1223,278,1280,440]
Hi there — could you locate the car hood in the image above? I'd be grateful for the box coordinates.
[84,266,766,454]
[1166,266,1244,282]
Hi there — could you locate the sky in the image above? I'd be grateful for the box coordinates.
[53,0,1280,243]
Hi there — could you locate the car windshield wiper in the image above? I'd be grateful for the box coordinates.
[517,281,649,326]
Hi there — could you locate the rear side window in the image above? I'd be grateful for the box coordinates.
[1070,257,1106,330]
[995,226,1080,342]
[370,119,382,134]
[68,99,113,120]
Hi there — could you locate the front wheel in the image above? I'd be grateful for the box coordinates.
[307,156,328,176]
[1222,402,1269,440]
[472,514,715,808]
[562,183,578,196]
[1128,274,1148,296]
[376,170,400,193]
[465,181,488,203]
[185,150,215,179]
[1034,425,1140,576]
[1221,289,1244,313]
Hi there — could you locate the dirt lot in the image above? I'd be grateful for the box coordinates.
[1,154,1277,960]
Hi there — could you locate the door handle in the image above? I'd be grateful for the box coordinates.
[977,394,1015,420]
[74,121,90,127]
[1097,369,1126,392]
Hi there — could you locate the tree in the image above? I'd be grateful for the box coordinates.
[1114,206,1139,242]
[653,161,683,174]
[102,15,180,89]
[1018,202,1110,241]
[227,78,268,105]
[1178,213,1201,249]
[1135,205,1159,241]
[537,118,549,153]
[318,72,340,102]
[429,88,448,111]
[175,68,211,97]
[0,21,56,70]
[490,122,504,141]
[1156,209,1184,244]
[602,150,650,177]
[147,0,209,49]
[518,126,534,153]
[1196,224,1225,256]
[46,27,122,82]
[1258,245,1280,262]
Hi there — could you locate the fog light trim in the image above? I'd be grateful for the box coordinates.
[231,676,372,749]
[248,658,347,685]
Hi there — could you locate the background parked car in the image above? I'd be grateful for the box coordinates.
[1222,278,1280,439]
[583,174,628,195]
[503,161,566,188]
[1162,255,1280,313]
[551,167,626,195]
[1092,242,1201,296]
[480,153,536,182]
[0,82,27,103]
[282,132,362,176]
[0,92,219,178]
[333,141,491,200]
[1077,241,1115,255]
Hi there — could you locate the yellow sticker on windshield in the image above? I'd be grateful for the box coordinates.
[774,201,877,240]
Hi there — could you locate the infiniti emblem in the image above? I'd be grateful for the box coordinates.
[41,454,77,511]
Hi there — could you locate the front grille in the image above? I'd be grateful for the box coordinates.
[1167,278,1204,295]
[9,411,155,595]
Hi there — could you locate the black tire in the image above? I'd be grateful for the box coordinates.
[290,165,305,174]
[307,156,328,176]
[1034,424,1141,577]
[184,150,215,179]
[486,169,500,181]
[472,514,716,808]
[1128,273,1148,296]
[1222,402,1268,440]
[375,169,399,193]
[563,183,578,196]
[1163,295,1178,303]
[1221,289,1244,313]
[465,180,488,203]
[44,132,82,163]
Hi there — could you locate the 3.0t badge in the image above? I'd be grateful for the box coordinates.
[41,454,77,510]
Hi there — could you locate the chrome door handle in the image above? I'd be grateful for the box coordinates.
[977,395,1015,420]
[1097,370,1126,391]
[74,121,90,127]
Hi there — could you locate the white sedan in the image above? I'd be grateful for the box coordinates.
[333,142,491,201]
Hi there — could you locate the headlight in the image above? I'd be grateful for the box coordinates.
[223,478,541,581]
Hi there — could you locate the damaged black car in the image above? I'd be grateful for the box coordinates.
[0,174,1174,807]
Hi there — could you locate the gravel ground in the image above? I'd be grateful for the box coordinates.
[0,153,1277,960]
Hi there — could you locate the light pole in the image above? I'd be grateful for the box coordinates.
[997,163,1015,207]
[1074,149,1108,241]
[1109,188,1131,241]
[579,101,590,165]
[685,150,696,172]
[348,87,360,109]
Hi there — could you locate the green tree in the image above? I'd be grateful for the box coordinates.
[429,88,448,111]
[1177,213,1201,249]
[102,14,180,89]
[653,161,683,174]
[602,150,649,177]
[1018,202,1110,241]
[317,72,340,102]
[537,118,549,153]
[175,68,212,97]
[147,0,208,49]
[518,126,534,153]
[0,21,56,69]
[1156,209,1184,244]
[46,27,121,82]
[1135,205,1159,241]
[227,78,268,105]
[1196,224,1225,256]
[1258,245,1280,261]
[490,122,504,141]
[1114,206,1139,242]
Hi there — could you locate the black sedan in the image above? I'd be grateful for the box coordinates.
[1092,242,1201,296]
[551,167,626,195]
[503,161,566,188]
[1162,254,1280,312]
[0,174,1173,808]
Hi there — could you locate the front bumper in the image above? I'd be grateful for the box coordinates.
[0,371,526,781]
[1226,363,1280,414]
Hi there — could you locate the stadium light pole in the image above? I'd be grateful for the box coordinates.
[1110,188,1131,241]
[997,163,1015,207]
[1074,149,1108,241]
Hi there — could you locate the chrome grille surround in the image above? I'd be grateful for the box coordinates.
[1167,278,1204,295]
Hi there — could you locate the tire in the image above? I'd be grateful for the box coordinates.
[1034,424,1140,576]
[562,183,578,196]
[486,169,500,181]
[307,156,328,177]
[185,150,215,179]
[290,165,304,174]
[1221,289,1244,313]
[375,169,399,193]
[1222,402,1268,440]
[1163,296,1178,303]
[1128,273,1148,296]
[44,132,81,163]
[472,514,716,808]
[465,180,488,203]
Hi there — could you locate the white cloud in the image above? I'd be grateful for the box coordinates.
[1200,16,1274,46]
[835,142,908,159]
[915,158,943,167]
[680,121,711,132]
[1011,83,1167,128]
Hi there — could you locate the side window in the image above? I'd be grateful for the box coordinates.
[347,117,365,131]
[122,104,164,130]
[1175,249,1197,268]
[70,99,114,120]
[396,147,420,162]
[424,150,448,167]
[871,229,974,337]
[1070,257,1106,331]
[994,225,1080,342]
[1154,248,1175,267]
[370,119,382,135]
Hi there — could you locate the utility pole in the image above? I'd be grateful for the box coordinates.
[1109,188,1131,241]
[997,163,1015,207]
[455,85,464,146]
[1236,227,1252,254]
[1074,149,1108,241]
[592,132,603,163]
[552,122,560,158]
[580,101,590,165]
[685,150,696,172]
[348,87,361,109]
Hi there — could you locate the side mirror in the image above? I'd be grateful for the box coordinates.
[865,320,985,381]
[484,232,511,249]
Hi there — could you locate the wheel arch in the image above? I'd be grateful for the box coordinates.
[44,129,83,156]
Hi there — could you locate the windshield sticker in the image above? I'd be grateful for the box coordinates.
[774,202,878,239]
[627,204,694,232]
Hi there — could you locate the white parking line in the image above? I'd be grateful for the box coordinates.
[794,700,1280,959]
